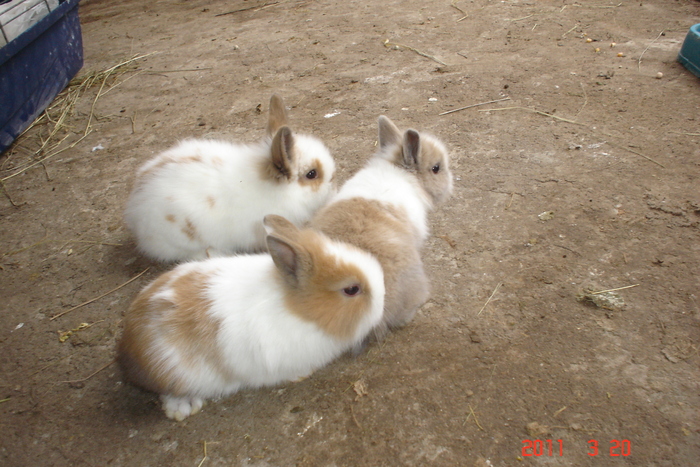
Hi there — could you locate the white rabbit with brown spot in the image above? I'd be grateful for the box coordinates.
[310,116,453,340]
[124,94,336,262]
[117,215,385,421]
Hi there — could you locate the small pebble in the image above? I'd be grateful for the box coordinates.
[656,72,664,79]
[586,38,593,43]
[594,47,601,53]
[617,52,625,57]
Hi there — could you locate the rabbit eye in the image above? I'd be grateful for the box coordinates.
[342,285,361,297]
[306,169,318,180]
[431,164,440,174]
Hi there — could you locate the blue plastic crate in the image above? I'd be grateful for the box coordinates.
[0,0,83,153]
[678,23,700,79]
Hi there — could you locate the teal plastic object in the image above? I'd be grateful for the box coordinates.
[678,23,700,78]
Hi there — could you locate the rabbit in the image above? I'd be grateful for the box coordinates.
[123,94,336,262]
[117,214,385,421]
[310,115,453,341]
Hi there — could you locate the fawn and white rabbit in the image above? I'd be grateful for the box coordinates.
[310,116,453,339]
[124,94,336,262]
[117,215,385,421]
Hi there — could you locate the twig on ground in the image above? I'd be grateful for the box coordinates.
[478,283,502,316]
[350,404,363,430]
[215,1,280,16]
[197,441,209,467]
[576,82,588,118]
[450,0,468,21]
[467,404,484,430]
[129,112,137,134]
[2,234,49,257]
[85,69,114,136]
[479,106,583,125]
[439,97,511,116]
[605,141,665,168]
[505,192,515,210]
[562,2,621,10]
[590,284,640,295]
[1,132,92,182]
[561,23,579,39]
[383,39,448,66]
[1,180,19,207]
[50,268,150,320]
[30,354,74,377]
[145,68,213,74]
[100,69,146,97]
[638,30,664,71]
[60,359,115,384]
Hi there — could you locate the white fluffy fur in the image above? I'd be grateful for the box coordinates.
[126,238,384,421]
[331,154,432,242]
[124,135,335,262]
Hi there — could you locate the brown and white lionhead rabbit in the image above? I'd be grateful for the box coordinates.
[124,94,336,262]
[117,215,385,421]
[310,115,453,341]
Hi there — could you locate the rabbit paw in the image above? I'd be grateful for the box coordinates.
[161,395,204,421]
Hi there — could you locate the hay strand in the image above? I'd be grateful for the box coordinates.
[1,53,155,181]
[478,106,583,125]
[638,30,664,71]
[478,283,502,315]
[60,359,115,384]
[383,39,448,66]
[439,97,511,116]
[197,441,209,467]
[589,284,640,295]
[466,404,484,430]
[450,0,468,21]
[50,268,150,320]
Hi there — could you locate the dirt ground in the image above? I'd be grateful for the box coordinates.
[1,0,699,465]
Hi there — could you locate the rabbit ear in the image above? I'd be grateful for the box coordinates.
[267,94,289,137]
[402,129,421,168]
[263,214,299,238]
[267,233,312,289]
[378,116,402,150]
[270,126,295,180]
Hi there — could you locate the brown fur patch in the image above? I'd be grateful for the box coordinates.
[298,158,325,192]
[165,214,176,223]
[118,273,173,393]
[276,229,373,340]
[117,269,232,396]
[134,153,205,192]
[139,154,203,178]
[310,197,429,336]
[182,218,199,241]
[206,196,216,209]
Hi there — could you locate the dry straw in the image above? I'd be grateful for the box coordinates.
[1,53,156,184]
